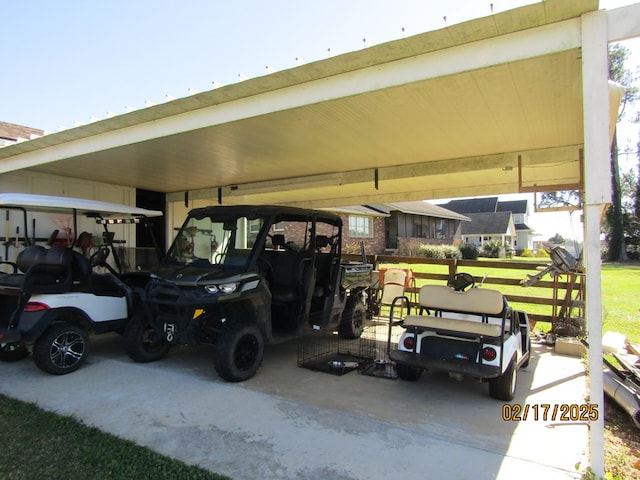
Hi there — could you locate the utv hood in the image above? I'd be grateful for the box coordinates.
[150,264,249,286]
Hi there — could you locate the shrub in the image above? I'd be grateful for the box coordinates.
[459,243,479,260]
[417,245,446,259]
[520,248,533,257]
[399,242,462,259]
[481,240,503,258]
[626,244,640,260]
[441,245,462,259]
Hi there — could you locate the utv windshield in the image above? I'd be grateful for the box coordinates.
[166,212,266,268]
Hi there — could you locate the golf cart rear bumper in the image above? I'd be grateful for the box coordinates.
[389,350,502,379]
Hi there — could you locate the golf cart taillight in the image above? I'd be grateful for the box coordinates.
[403,336,416,350]
[24,302,50,312]
[482,347,497,361]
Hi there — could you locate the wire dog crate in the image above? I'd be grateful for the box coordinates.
[297,311,404,379]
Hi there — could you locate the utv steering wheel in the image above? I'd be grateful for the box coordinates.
[90,246,110,267]
[448,273,475,291]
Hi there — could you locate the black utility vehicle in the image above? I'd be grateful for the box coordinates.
[124,205,372,381]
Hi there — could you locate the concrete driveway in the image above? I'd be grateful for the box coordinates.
[0,334,588,480]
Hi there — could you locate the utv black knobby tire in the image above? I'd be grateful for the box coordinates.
[123,310,171,363]
[0,343,30,362]
[395,363,423,381]
[489,357,517,401]
[33,323,90,375]
[214,322,264,382]
[338,298,366,340]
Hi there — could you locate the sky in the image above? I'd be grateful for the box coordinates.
[1,0,639,241]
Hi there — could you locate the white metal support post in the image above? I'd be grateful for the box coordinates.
[581,10,610,477]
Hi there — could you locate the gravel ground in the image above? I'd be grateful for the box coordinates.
[603,399,640,479]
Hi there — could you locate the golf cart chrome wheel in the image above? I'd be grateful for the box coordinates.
[33,323,90,375]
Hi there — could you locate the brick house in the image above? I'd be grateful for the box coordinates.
[329,201,469,255]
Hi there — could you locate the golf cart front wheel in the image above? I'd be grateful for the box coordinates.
[33,323,90,375]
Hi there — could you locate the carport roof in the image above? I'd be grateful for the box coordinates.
[0,0,626,209]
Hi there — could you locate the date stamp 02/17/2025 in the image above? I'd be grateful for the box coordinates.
[502,403,599,422]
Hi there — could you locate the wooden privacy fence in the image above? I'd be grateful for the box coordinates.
[343,253,586,330]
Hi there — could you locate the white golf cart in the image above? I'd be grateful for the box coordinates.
[389,274,531,401]
[0,193,162,374]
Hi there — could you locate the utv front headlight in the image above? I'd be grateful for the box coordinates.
[204,283,238,294]
[218,283,238,294]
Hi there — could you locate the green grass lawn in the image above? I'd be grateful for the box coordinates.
[600,263,640,343]
[0,394,229,480]
[381,259,640,343]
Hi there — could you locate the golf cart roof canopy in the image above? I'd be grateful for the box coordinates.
[0,193,163,218]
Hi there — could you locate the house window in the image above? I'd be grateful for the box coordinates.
[348,215,373,238]
[249,219,262,233]
[436,219,445,239]
[413,218,422,237]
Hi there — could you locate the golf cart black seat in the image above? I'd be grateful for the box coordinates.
[0,245,74,294]
[72,251,92,283]
[0,245,48,288]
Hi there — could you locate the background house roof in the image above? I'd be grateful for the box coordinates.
[325,205,390,217]
[443,196,530,235]
[514,222,533,232]
[0,121,43,143]
[497,199,529,215]
[383,201,470,221]
[441,197,530,215]
[441,197,499,214]
[460,211,514,235]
